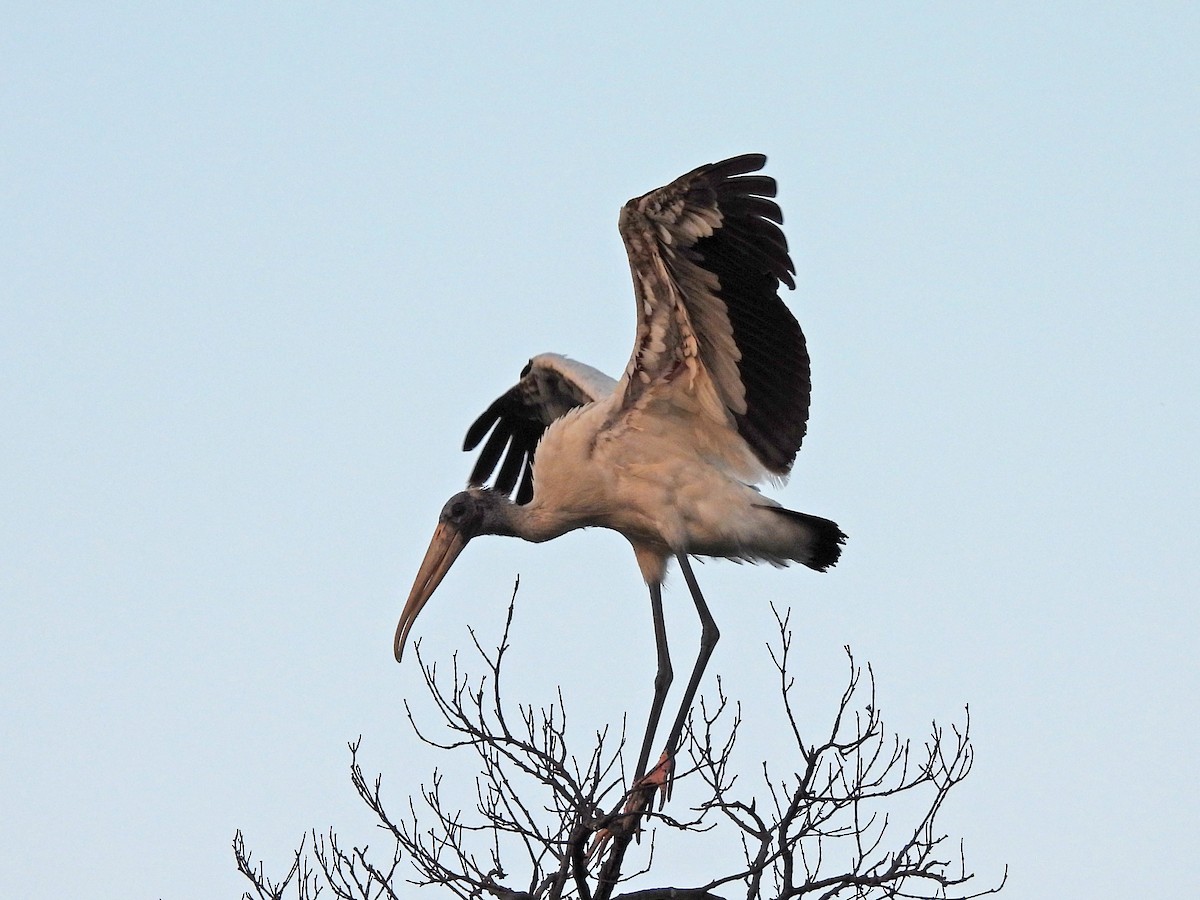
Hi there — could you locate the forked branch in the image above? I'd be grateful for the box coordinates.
[235,590,1004,900]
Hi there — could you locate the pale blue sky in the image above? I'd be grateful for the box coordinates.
[2,4,1197,898]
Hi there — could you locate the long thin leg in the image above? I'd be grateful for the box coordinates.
[634,581,672,782]
[592,568,709,854]
[662,554,720,760]
[589,585,673,860]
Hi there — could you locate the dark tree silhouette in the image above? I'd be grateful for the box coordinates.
[235,588,1005,900]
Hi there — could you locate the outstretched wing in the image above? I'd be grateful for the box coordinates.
[618,154,809,476]
[463,353,616,504]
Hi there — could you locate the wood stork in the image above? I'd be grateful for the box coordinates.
[396,154,845,803]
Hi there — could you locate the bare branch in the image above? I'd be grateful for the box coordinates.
[234,589,1003,900]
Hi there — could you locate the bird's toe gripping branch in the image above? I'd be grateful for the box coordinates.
[588,752,675,861]
[640,751,675,809]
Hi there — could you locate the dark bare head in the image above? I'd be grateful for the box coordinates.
[394,489,516,662]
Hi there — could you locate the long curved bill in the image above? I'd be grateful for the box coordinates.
[394,522,467,662]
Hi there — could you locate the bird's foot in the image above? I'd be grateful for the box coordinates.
[588,752,674,861]
[640,751,674,809]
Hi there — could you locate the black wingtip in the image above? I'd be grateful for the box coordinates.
[708,153,767,178]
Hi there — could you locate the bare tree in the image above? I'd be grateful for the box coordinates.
[235,590,1005,900]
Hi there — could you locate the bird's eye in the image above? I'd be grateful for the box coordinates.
[450,500,467,518]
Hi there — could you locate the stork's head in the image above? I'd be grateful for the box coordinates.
[394,488,510,662]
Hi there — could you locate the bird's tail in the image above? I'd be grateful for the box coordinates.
[763,506,846,572]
